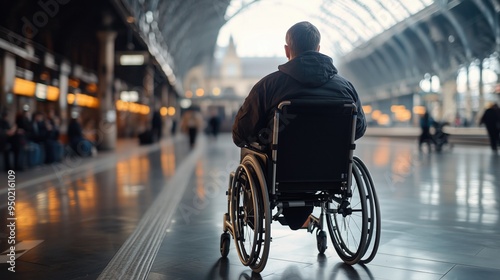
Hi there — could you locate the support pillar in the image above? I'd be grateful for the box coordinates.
[59,60,70,133]
[0,52,16,111]
[96,31,117,150]
[441,78,458,123]
[167,90,178,136]
[144,63,154,129]
[478,59,485,117]
[161,84,168,108]
[464,65,472,125]
[497,56,500,104]
[160,84,168,136]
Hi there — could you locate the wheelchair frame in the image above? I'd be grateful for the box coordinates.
[220,100,381,273]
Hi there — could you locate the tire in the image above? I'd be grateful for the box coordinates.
[220,232,230,257]
[241,155,271,274]
[317,230,327,254]
[326,162,368,265]
[230,164,261,266]
[353,157,381,264]
[230,154,272,273]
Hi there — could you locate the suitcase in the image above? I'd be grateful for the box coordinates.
[26,142,43,167]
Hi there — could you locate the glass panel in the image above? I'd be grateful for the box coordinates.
[317,0,434,54]
[404,0,426,14]
[338,1,384,37]
[318,18,353,55]
[322,1,374,41]
[358,0,395,29]
[376,0,409,22]
[221,0,436,56]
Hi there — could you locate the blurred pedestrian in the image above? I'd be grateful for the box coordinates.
[46,109,61,141]
[46,110,63,163]
[11,108,32,170]
[180,107,204,148]
[30,111,48,165]
[207,109,221,138]
[418,111,436,152]
[170,119,177,136]
[479,103,500,154]
[151,110,163,142]
[30,112,48,144]
[1,110,16,171]
[67,112,93,157]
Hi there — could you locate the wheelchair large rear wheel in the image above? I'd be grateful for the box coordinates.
[241,155,271,273]
[230,156,271,272]
[326,163,368,264]
[353,157,381,264]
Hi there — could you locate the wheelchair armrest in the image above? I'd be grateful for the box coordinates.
[249,142,266,152]
[240,144,269,165]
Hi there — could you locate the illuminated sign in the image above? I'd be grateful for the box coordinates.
[35,83,47,99]
[12,78,36,96]
[119,54,145,66]
[120,91,139,102]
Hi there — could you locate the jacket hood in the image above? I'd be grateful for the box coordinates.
[278,51,338,87]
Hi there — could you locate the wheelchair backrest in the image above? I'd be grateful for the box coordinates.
[272,100,357,192]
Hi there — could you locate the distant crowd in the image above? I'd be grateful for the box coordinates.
[0,107,94,172]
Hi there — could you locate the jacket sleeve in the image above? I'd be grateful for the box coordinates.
[479,111,486,125]
[348,82,367,140]
[232,84,265,147]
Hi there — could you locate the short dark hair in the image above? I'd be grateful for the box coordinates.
[285,21,321,56]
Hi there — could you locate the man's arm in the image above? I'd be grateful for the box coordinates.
[232,85,264,147]
[348,82,367,140]
[479,110,487,125]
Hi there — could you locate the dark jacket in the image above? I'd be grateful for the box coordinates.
[67,119,84,144]
[31,120,48,143]
[480,105,500,133]
[232,51,366,147]
[0,119,10,151]
[47,118,60,141]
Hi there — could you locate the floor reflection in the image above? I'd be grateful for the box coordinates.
[2,136,500,279]
[205,258,231,280]
[357,137,500,232]
[0,140,184,279]
[161,145,177,176]
[229,261,375,280]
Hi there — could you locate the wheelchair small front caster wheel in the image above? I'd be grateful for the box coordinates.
[220,232,230,257]
[317,230,327,254]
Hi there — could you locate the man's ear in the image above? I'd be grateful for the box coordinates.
[317,45,320,52]
[285,45,291,60]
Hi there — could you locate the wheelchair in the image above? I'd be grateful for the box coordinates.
[220,100,381,273]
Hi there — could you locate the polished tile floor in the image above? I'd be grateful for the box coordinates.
[0,134,499,279]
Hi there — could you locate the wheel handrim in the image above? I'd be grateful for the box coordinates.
[326,165,368,264]
[231,165,261,266]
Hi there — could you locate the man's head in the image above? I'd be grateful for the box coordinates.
[285,21,321,60]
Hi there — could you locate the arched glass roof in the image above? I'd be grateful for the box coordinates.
[319,0,434,55]
[117,0,497,88]
[221,0,436,57]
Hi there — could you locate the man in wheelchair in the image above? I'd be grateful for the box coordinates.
[232,21,367,230]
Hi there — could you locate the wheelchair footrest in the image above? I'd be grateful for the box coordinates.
[307,215,322,233]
